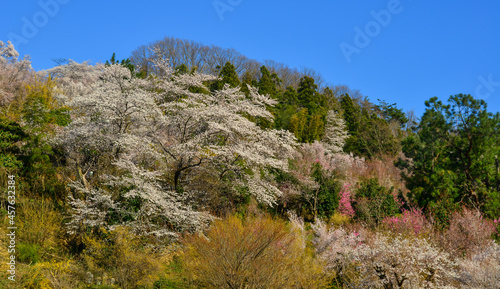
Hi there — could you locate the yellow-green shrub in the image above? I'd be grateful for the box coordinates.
[329,212,351,227]
[182,215,329,289]
[17,197,61,262]
[17,260,84,289]
[81,226,164,289]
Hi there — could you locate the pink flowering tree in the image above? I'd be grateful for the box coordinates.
[338,183,354,218]
[382,207,432,236]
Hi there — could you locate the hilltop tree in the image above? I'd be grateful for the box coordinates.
[340,94,363,154]
[211,61,241,91]
[258,66,281,99]
[297,76,323,114]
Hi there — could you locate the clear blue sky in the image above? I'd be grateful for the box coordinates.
[2,0,500,116]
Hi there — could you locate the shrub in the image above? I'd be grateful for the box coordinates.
[456,241,500,288]
[81,226,164,288]
[18,260,85,289]
[354,234,458,289]
[329,212,351,227]
[382,207,432,236]
[439,207,497,257]
[312,218,458,288]
[18,243,40,264]
[17,197,61,261]
[182,215,329,288]
[354,178,400,226]
[311,219,365,285]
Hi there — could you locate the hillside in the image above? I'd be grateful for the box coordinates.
[1,39,499,288]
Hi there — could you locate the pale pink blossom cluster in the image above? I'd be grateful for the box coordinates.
[309,217,458,288]
[290,141,332,191]
[456,241,500,288]
[330,152,367,183]
[382,208,430,236]
[442,208,499,257]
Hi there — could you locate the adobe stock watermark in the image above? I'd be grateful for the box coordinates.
[213,0,243,21]
[340,0,409,63]
[7,0,69,48]
[475,74,500,100]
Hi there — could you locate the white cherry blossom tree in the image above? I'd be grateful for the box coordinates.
[53,57,297,237]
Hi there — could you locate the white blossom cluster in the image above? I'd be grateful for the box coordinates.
[311,218,367,276]
[0,41,33,106]
[456,241,500,288]
[52,58,297,237]
[353,235,458,289]
[322,110,349,154]
[311,218,459,289]
[151,58,297,206]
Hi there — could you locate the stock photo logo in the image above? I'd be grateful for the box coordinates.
[340,0,407,63]
[213,0,243,21]
[7,0,69,48]
[475,74,500,100]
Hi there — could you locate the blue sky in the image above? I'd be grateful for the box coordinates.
[2,0,499,116]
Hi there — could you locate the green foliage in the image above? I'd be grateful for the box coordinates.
[340,94,361,135]
[18,243,40,264]
[210,61,241,91]
[19,79,70,200]
[281,86,299,105]
[484,189,500,219]
[310,163,340,219]
[354,178,400,226]
[375,99,409,127]
[289,108,309,142]
[105,52,144,77]
[273,103,296,132]
[0,117,27,170]
[174,63,189,75]
[341,94,403,158]
[258,66,281,99]
[400,94,500,224]
[272,77,332,143]
[81,227,164,288]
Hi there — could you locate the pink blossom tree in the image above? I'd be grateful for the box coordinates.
[338,183,355,217]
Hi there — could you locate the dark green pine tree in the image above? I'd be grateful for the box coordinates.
[297,76,322,114]
[322,87,341,111]
[174,63,189,75]
[0,117,28,170]
[375,99,409,128]
[274,86,299,131]
[211,62,241,91]
[258,66,281,99]
[340,94,363,154]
